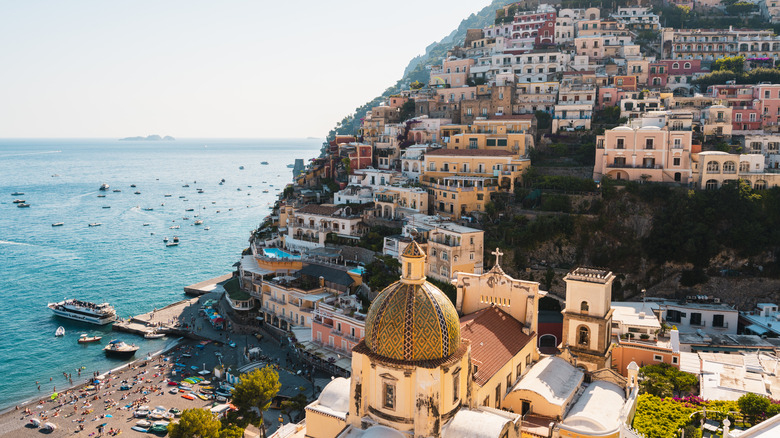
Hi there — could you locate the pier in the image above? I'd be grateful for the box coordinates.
[183,273,232,296]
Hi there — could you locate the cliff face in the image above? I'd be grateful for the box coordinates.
[328,0,514,139]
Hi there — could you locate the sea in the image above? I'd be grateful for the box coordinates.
[0,138,322,411]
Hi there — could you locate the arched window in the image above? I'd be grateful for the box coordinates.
[673,62,679,69]
[705,179,718,190]
[684,62,691,69]
[652,77,661,85]
[578,326,590,346]
[723,161,736,174]
[706,161,720,173]
[755,180,768,190]
[580,301,589,313]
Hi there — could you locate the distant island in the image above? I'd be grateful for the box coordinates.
[119,135,175,141]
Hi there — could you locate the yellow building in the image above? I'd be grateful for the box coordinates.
[442,117,533,156]
[422,148,530,217]
[373,185,429,220]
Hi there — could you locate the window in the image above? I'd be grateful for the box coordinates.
[735,113,742,122]
[673,62,679,69]
[645,138,654,149]
[383,383,396,410]
[723,161,736,174]
[684,62,691,69]
[616,138,625,149]
[740,161,750,172]
[495,384,502,407]
[713,314,725,328]
[674,138,682,148]
[453,370,461,402]
[407,262,412,277]
[470,253,474,260]
[578,326,590,346]
[506,373,512,389]
[690,312,702,326]
[672,356,679,365]
[653,354,663,361]
[580,301,589,313]
[706,161,720,173]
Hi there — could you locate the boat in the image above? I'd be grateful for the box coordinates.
[169,407,182,417]
[78,334,102,343]
[134,191,141,195]
[197,189,204,194]
[261,161,269,165]
[194,220,203,225]
[182,184,189,187]
[99,183,110,191]
[163,237,168,242]
[149,421,170,434]
[12,199,25,203]
[173,236,179,243]
[143,223,150,226]
[113,189,121,192]
[11,191,24,196]
[237,187,241,191]
[17,203,30,208]
[204,227,210,230]
[103,340,139,358]
[164,194,172,197]
[145,331,165,339]
[55,326,65,337]
[166,242,178,247]
[143,208,153,211]
[48,299,117,325]
[239,166,244,170]
[185,208,194,211]
[88,223,102,227]
[134,407,150,418]
[102,206,111,209]
[130,184,136,188]
[170,225,179,229]
[180,394,195,400]
[136,420,151,428]
[182,217,189,220]
[97,194,106,198]
[52,222,64,227]
[179,195,186,198]
[262,190,269,193]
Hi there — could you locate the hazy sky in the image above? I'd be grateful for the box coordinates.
[0,0,490,138]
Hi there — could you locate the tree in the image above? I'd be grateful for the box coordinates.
[168,409,222,438]
[639,363,698,397]
[399,99,416,121]
[281,393,309,422]
[534,111,551,130]
[232,366,282,435]
[219,424,246,438]
[738,393,771,425]
[713,56,745,74]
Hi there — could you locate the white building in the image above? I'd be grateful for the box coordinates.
[611,302,662,341]
[659,300,738,335]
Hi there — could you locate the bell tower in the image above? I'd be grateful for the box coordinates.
[560,267,615,371]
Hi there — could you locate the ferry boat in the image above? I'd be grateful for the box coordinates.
[104,340,139,358]
[48,299,117,325]
[99,183,110,191]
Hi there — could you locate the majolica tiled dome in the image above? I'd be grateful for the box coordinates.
[364,241,461,362]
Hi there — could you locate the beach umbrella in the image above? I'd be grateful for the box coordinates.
[50,393,58,400]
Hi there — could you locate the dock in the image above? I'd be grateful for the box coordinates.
[184,273,232,295]
[113,289,227,342]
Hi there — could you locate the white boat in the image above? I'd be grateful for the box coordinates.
[169,225,179,229]
[52,222,64,227]
[55,326,65,337]
[166,242,178,247]
[136,420,151,428]
[204,227,210,230]
[144,331,165,339]
[163,237,168,242]
[48,299,117,325]
[143,223,150,226]
[104,339,139,358]
[12,199,25,203]
[194,220,203,225]
[88,223,102,227]
[78,334,102,343]
[99,183,110,191]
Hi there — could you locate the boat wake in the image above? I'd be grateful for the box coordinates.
[0,240,33,246]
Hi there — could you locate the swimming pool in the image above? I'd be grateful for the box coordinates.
[349,266,366,275]
[262,248,301,260]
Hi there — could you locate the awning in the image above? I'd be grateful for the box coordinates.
[745,324,769,335]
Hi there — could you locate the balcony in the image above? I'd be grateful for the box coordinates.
[607,163,663,169]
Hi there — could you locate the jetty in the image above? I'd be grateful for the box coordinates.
[184,273,232,296]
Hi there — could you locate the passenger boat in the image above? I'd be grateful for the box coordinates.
[78,334,102,343]
[55,326,65,337]
[194,220,203,225]
[48,299,117,325]
[12,199,25,203]
[99,183,110,191]
[52,222,64,227]
[17,203,30,208]
[103,340,139,358]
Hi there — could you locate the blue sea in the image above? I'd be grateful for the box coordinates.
[0,138,322,410]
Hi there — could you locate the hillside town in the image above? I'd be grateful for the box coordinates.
[221,1,780,437]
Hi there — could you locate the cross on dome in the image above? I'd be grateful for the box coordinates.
[492,247,504,266]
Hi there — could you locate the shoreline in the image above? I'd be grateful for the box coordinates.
[0,337,185,416]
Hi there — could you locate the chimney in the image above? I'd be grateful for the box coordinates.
[670,328,680,354]
[319,276,325,288]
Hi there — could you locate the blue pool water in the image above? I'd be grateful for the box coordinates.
[262,247,301,259]
[348,266,366,275]
[0,138,321,410]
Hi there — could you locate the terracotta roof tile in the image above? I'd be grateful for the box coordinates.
[296,204,340,216]
[460,306,535,386]
[426,149,513,157]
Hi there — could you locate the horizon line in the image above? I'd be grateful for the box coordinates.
[0,136,327,140]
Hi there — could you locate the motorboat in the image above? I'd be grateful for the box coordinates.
[130,184,137,188]
[163,237,168,242]
[262,190,269,193]
[12,199,25,203]
[261,161,269,165]
[113,189,121,192]
[88,223,102,227]
[17,203,30,208]
[166,242,178,247]
[143,208,153,211]
[145,331,165,339]
[78,334,102,343]
[170,225,179,229]
[99,183,110,191]
[97,194,106,197]
[49,299,116,325]
[52,222,64,227]
[173,236,179,243]
[11,191,24,196]
[194,220,203,225]
[143,223,150,226]
[134,191,141,195]
[239,166,245,170]
[185,208,194,211]
[148,421,170,434]
[104,340,139,358]
[182,217,189,220]
[182,184,189,187]
[237,187,241,191]
[164,194,172,197]
[204,227,210,230]
[55,326,65,337]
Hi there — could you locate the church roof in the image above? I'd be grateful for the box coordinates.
[305,377,350,420]
[401,240,425,258]
[510,356,584,407]
[561,380,625,432]
[364,281,461,362]
[460,306,535,386]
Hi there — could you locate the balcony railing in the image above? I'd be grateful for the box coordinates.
[607,163,663,169]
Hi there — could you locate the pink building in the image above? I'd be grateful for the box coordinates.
[707,84,765,132]
[594,115,694,184]
[429,58,475,88]
[575,36,605,60]
[757,84,780,131]
[597,87,640,110]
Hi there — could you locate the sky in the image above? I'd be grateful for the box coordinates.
[0,0,491,138]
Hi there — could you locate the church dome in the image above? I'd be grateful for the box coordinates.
[364,241,461,362]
